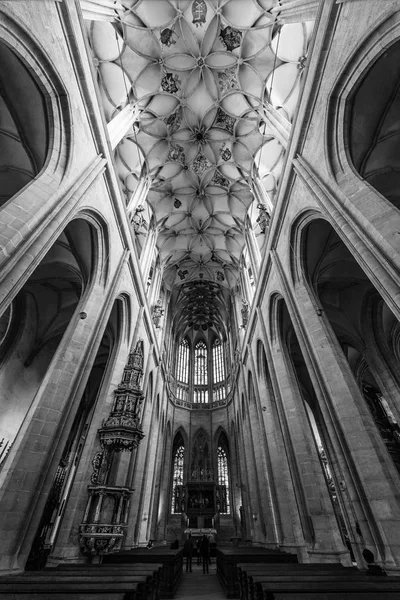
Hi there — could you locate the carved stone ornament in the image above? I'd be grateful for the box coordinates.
[211,170,229,188]
[161,72,181,94]
[152,298,164,328]
[79,486,132,556]
[168,142,185,165]
[160,28,176,47]
[241,298,249,328]
[256,203,270,233]
[98,342,145,452]
[131,204,147,233]
[178,269,188,280]
[192,0,207,27]
[164,108,182,133]
[219,26,242,51]
[192,153,210,177]
[214,108,235,134]
[217,67,239,94]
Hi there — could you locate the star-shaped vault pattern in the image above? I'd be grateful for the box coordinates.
[89,0,313,334]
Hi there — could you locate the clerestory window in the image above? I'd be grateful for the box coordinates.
[194,340,208,386]
[171,444,185,514]
[176,338,189,384]
[217,446,230,514]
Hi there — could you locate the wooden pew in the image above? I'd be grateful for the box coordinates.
[238,563,400,600]
[0,579,145,600]
[237,562,359,599]
[0,566,162,600]
[253,579,400,600]
[102,547,183,598]
[49,564,163,600]
[236,563,400,600]
[216,546,298,598]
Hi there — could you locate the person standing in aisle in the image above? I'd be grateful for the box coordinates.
[200,534,210,574]
[196,538,202,565]
[183,534,194,573]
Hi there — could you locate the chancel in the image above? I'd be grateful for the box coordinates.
[1,1,400,599]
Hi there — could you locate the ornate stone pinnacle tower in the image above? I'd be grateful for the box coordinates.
[79,342,146,556]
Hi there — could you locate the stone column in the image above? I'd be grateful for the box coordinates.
[80,0,123,22]
[127,176,151,215]
[276,251,400,568]
[261,102,291,146]
[269,259,350,563]
[253,177,274,213]
[247,346,280,545]
[0,269,125,572]
[256,307,305,553]
[271,0,320,23]
[107,103,141,151]
[245,226,261,277]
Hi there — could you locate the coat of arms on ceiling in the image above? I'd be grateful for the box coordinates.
[168,143,185,165]
[219,26,242,51]
[192,153,210,177]
[161,72,181,94]
[164,108,182,133]
[217,67,239,94]
[160,28,177,47]
[192,0,207,28]
[174,198,182,209]
[219,143,232,161]
[212,170,229,188]
[214,108,235,134]
[216,270,225,281]
[178,269,189,280]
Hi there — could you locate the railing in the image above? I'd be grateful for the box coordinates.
[168,380,235,410]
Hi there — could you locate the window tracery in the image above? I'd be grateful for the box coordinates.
[194,340,208,386]
[172,444,185,514]
[176,339,189,384]
[217,446,230,514]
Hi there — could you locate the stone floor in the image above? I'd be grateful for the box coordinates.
[175,560,238,600]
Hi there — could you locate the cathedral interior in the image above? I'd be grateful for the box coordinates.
[1,0,400,597]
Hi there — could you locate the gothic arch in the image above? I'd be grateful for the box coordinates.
[268,292,284,345]
[0,11,71,206]
[156,394,160,420]
[0,218,104,451]
[256,339,265,378]
[289,209,323,286]
[327,10,400,211]
[116,293,132,344]
[248,370,256,403]
[214,426,229,449]
[172,425,188,450]
[73,209,111,287]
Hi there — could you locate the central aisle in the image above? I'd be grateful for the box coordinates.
[174,560,238,600]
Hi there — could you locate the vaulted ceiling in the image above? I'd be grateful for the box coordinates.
[89,0,313,336]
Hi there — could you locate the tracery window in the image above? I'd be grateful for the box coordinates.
[176,338,189,384]
[194,340,208,386]
[213,339,225,383]
[172,445,185,514]
[217,446,230,514]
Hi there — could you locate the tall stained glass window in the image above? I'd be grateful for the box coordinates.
[194,340,208,386]
[176,339,189,383]
[217,446,230,514]
[213,339,225,383]
[171,445,185,514]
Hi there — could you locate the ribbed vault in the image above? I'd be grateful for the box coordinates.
[89,0,313,336]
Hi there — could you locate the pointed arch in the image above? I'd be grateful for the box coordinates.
[216,429,231,515]
[171,429,186,514]
[190,428,211,481]
[194,339,208,386]
[0,11,71,212]
[176,337,189,383]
